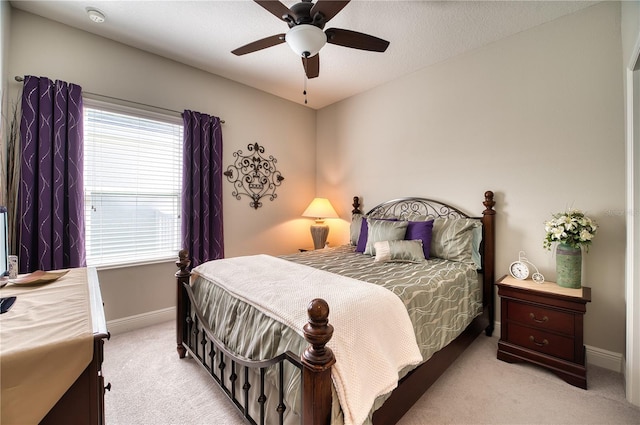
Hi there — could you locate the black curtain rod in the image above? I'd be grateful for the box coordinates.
[14,76,225,124]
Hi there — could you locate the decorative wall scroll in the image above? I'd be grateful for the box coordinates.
[223,143,285,210]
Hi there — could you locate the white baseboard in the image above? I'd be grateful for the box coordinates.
[493,320,623,373]
[107,307,175,336]
[585,344,624,373]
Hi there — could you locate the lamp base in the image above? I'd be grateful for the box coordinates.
[309,224,329,250]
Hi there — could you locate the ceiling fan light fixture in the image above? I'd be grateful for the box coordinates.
[285,24,326,58]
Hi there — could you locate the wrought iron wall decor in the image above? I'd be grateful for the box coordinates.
[223,143,285,210]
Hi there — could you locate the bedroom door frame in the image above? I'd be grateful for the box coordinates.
[625,25,640,408]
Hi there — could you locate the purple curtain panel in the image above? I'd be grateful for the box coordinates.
[19,76,86,273]
[182,110,224,267]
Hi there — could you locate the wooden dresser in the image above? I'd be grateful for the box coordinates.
[40,267,109,425]
[0,267,109,424]
[496,275,591,389]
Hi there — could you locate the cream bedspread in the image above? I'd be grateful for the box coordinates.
[193,255,423,425]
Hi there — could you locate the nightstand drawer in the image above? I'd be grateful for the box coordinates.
[508,301,574,335]
[507,323,575,361]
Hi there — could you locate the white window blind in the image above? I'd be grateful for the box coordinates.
[83,100,183,268]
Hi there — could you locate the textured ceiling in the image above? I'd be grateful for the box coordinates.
[10,0,599,109]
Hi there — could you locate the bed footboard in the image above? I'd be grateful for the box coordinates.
[175,250,335,424]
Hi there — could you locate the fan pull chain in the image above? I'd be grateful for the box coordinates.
[303,74,308,105]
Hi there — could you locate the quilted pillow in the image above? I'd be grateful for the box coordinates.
[471,225,483,269]
[355,217,397,253]
[364,220,408,256]
[430,218,481,264]
[350,214,365,246]
[405,219,434,259]
[374,240,426,263]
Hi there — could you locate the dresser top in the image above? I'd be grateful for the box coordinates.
[497,275,591,302]
[0,267,102,424]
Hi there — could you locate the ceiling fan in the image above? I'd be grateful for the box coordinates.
[231,0,390,79]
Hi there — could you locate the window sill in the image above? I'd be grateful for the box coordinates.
[90,256,178,271]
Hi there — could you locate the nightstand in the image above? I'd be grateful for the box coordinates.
[496,275,591,389]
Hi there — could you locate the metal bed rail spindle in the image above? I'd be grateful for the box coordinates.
[219,352,226,391]
[277,362,286,425]
[259,368,266,425]
[231,361,237,400]
[209,345,217,379]
[243,365,251,419]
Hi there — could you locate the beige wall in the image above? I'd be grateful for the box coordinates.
[0,0,11,186]
[317,2,626,354]
[621,1,640,65]
[7,9,318,321]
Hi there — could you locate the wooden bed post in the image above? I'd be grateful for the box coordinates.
[352,196,362,215]
[301,298,336,425]
[482,191,496,336]
[175,249,191,358]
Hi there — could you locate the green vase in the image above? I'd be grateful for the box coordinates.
[556,243,582,288]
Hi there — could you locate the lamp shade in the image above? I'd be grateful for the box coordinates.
[302,198,338,220]
[285,24,327,57]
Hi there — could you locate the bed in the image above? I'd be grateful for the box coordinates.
[175,190,496,425]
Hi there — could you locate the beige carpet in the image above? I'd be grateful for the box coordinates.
[103,320,640,424]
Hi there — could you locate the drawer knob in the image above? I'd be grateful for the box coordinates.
[529,313,549,323]
[104,382,112,392]
[529,335,549,347]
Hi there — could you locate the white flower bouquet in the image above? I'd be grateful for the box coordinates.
[543,209,598,251]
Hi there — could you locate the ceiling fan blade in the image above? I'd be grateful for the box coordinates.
[310,0,350,24]
[302,54,320,79]
[254,0,292,22]
[231,34,286,56]
[325,28,390,52]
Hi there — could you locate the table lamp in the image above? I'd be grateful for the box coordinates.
[302,198,338,249]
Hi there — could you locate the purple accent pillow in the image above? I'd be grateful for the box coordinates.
[355,219,370,253]
[406,220,434,259]
[355,217,398,253]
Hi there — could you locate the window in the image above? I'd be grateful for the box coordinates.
[83,100,183,268]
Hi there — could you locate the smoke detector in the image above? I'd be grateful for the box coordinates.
[86,8,105,24]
